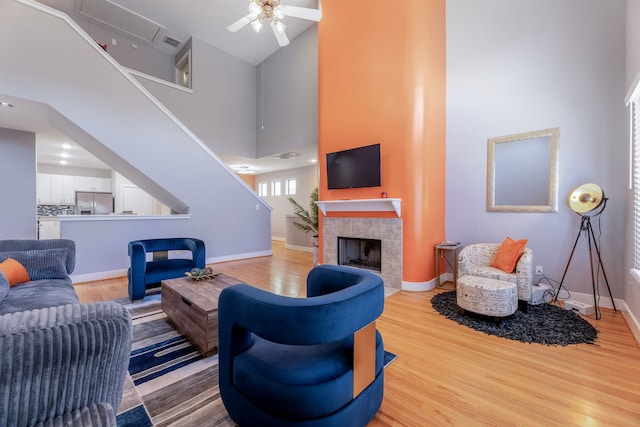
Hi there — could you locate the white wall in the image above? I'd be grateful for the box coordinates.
[446,0,626,301]
[256,165,318,240]
[0,129,37,239]
[624,0,640,337]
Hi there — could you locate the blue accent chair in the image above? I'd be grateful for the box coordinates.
[127,237,205,300]
[218,264,385,427]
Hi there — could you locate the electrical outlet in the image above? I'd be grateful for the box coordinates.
[535,266,543,275]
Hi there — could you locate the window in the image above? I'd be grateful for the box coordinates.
[285,178,297,195]
[258,181,267,197]
[272,180,281,196]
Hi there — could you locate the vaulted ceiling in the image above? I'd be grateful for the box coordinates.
[0,0,320,173]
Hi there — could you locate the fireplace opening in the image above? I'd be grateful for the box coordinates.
[337,237,382,273]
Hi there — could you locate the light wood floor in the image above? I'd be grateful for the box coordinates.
[74,241,640,426]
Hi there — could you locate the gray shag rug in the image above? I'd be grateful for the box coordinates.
[431,291,598,346]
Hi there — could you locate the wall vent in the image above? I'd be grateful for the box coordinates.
[163,35,182,47]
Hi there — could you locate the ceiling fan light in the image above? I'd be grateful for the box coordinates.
[251,18,263,33]
[273,5,285,19]
[249,1,262,17]
[274,20,286,34]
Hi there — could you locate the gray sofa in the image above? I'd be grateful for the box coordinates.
[0,239,132,427]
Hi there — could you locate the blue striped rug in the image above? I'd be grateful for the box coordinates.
[116,297,397,426]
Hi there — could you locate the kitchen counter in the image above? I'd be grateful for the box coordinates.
[57,214,191,222]
[37,214,191,240]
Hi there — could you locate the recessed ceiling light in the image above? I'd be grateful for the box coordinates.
[0,102,14,108]
[310,159,317,163]
[232,165,251,170]
[273,152,299,160]
[59,160,67,165]
[62,143,72,149]
[60,152,70,158]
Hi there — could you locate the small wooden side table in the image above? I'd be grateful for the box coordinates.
[435,243,461,289]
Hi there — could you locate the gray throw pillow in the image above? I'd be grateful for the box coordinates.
[0,272,8,304]
[0,249,69,280]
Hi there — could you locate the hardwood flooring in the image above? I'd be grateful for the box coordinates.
[74,241,640,426]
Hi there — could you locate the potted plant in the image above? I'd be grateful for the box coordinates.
[288,187,319,265]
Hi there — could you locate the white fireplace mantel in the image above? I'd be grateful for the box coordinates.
[315,198,401,217]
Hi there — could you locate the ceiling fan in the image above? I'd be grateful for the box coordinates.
[227,0,322,47]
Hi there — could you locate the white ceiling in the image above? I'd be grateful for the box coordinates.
[1,0,320,175]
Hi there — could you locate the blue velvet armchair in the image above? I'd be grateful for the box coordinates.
[218,264,385,427]
[127,237,205,300]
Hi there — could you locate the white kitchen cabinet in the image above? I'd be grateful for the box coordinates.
[50,175,75,204]
[38,174,112,204]
[93,177,112,192]
[37,174,74,204]
[37,174,52,204]
[74,176,112,192]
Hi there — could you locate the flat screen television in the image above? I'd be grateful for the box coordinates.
[326,143,381,190]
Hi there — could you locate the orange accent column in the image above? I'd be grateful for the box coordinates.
[318,0,446,286]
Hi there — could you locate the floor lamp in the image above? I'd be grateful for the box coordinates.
[553,183,616,319]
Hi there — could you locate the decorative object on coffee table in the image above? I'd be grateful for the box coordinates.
[186,266,221,281]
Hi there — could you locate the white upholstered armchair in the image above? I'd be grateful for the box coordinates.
[458,243,533,307]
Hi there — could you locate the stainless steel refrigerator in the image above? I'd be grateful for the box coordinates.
[76,192,113,215]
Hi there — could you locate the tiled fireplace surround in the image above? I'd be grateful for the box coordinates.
[323,217,402,289]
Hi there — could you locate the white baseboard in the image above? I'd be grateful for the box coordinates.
[559,291,639,346]
[556,291,623,311]
[206,250,272,264]
[621,301,640,346]
[70,250,273,284]
[271,236,285,242]
[402,278,436,292]
[71,269,128,284]
[441,272,453,284]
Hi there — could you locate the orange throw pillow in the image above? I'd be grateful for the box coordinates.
[491,237,528,273]
[0,258,30,286]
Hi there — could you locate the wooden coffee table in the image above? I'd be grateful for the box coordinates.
[161,273,241,357]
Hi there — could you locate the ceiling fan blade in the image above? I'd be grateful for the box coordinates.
[283,5,322,21]
[270,21,290,46]
[227,14,254,32]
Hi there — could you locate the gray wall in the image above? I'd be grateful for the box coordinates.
[625,0,640,331]
[446,0,626,299]
[49,7,318,163]
[626,0,640,90]
[71,13,175,82]
[0,128,36,239]
[256,25,318,158]
[1,1,271,277]
[256,165,318,240]
[136,37,257,158]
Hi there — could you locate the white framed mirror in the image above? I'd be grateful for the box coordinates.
[487,127,560,213]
